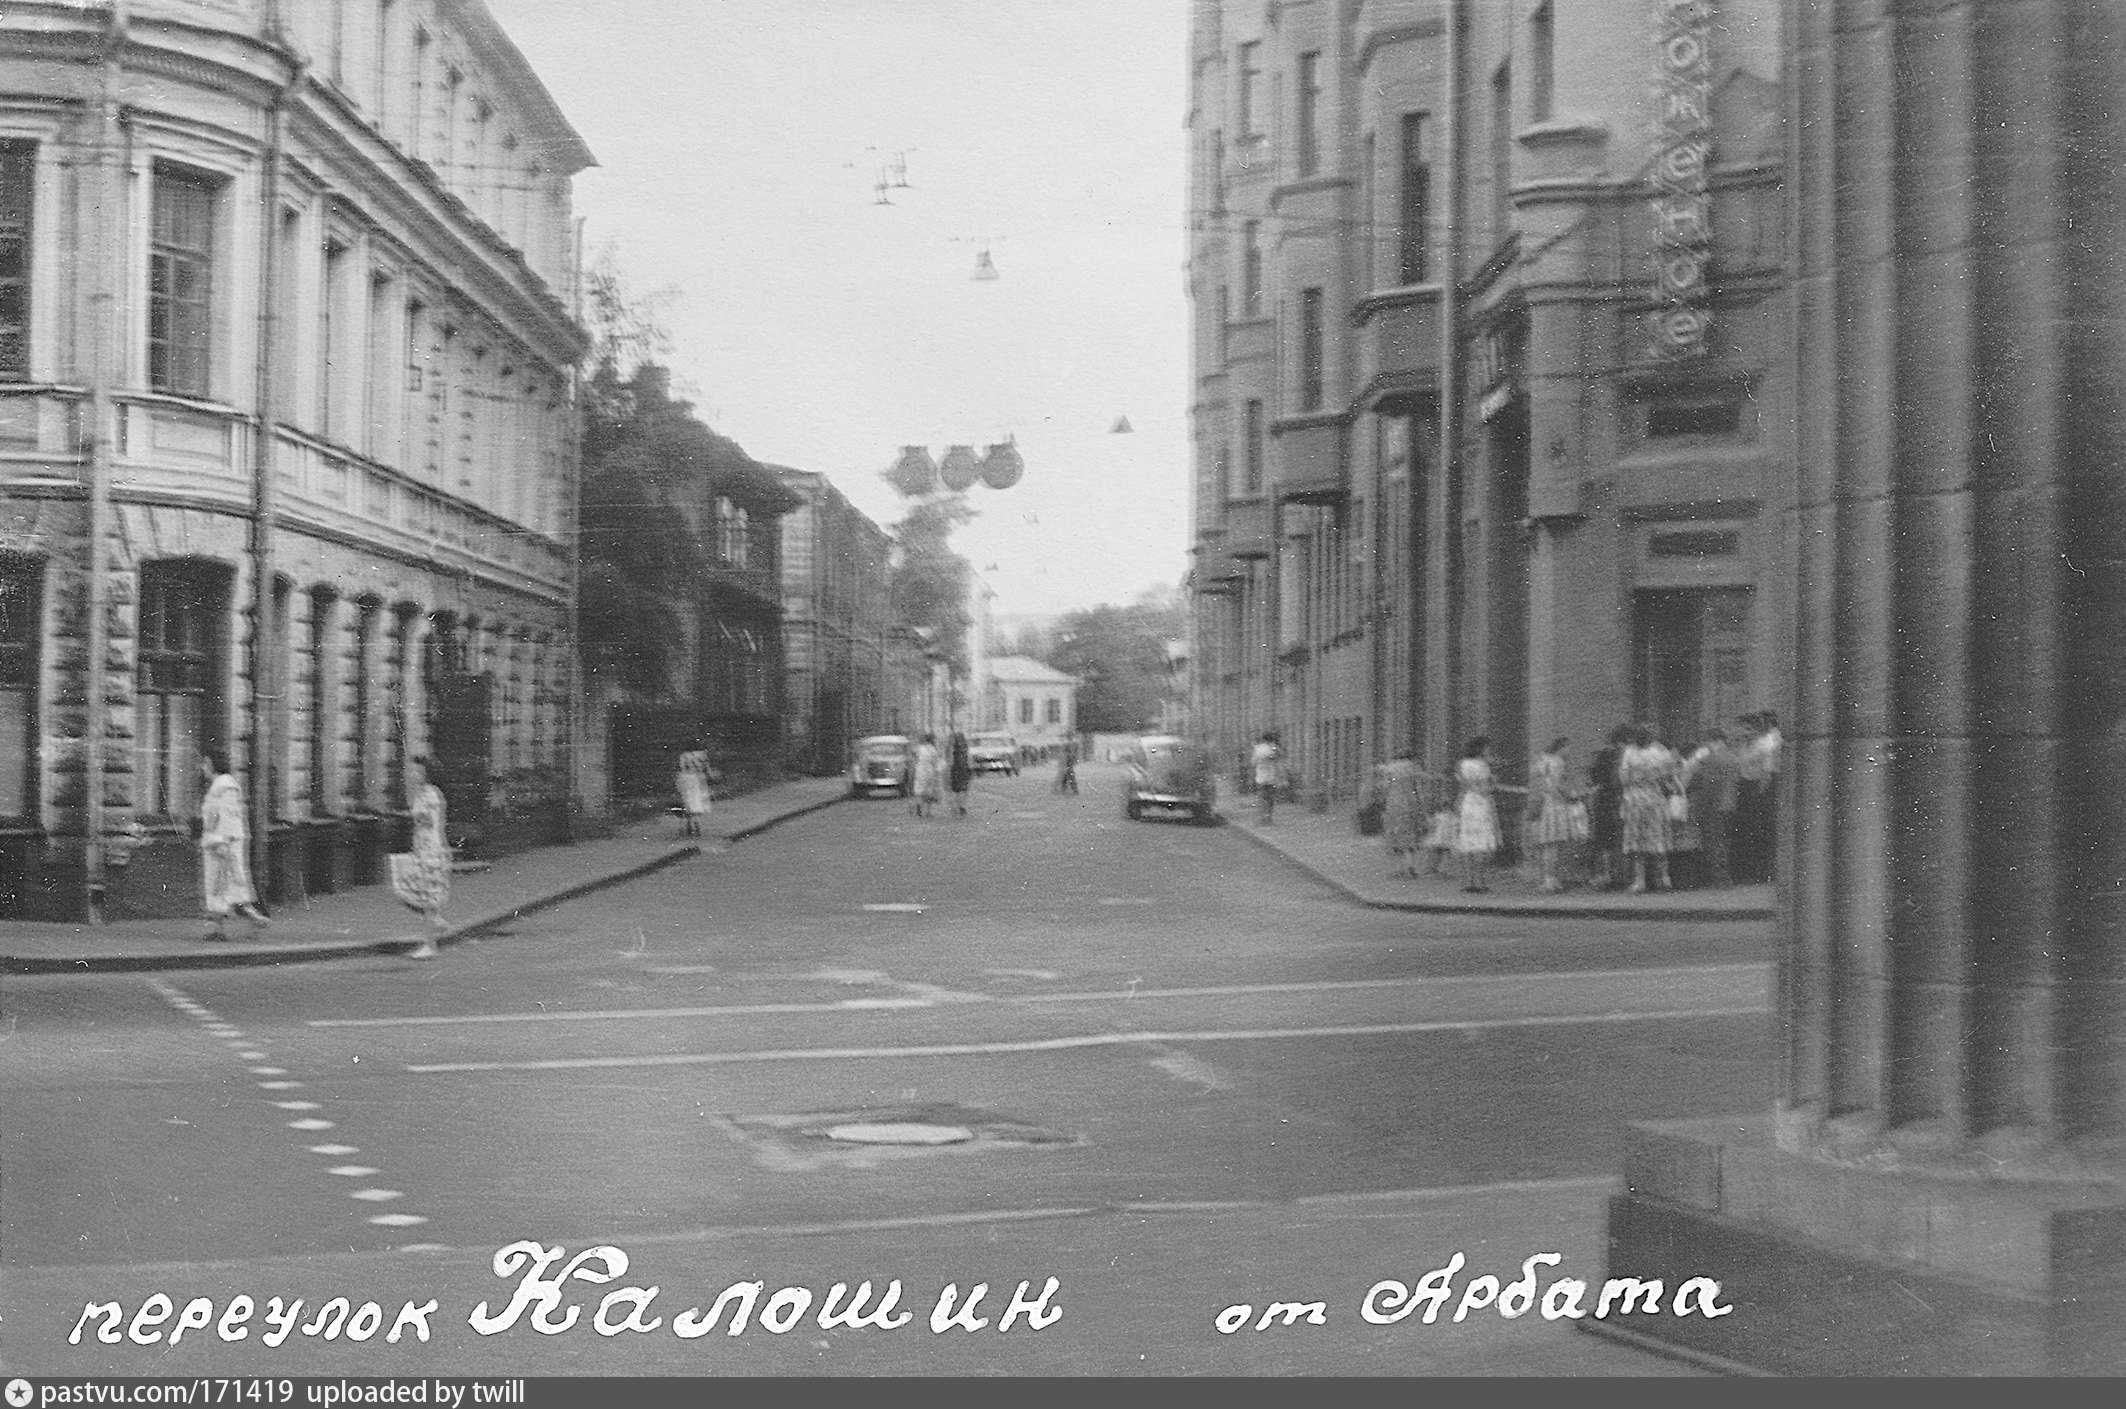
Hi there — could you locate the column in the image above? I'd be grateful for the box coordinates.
[1597,0,2126,1376]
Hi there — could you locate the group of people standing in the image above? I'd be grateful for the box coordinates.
[1374,712,1781,894]
[906,732,976,818]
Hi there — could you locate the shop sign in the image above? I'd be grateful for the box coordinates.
[1651,0,1713,358]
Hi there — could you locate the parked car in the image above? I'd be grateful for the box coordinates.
[968,732,1019,775]
[849,735,914,797]
[1122,735,1217,823]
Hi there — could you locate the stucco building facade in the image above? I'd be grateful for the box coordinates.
[0,0,590,918]
[1188,0,1785,799]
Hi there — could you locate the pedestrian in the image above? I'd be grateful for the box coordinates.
[1054,736,1080,794]
[1589,723,1631,889]
[1251,731,1282,824]
[675,742,715,839]
[1742,710,1781,881]
[1619,723,1679,893]
[197,751,269,941]
[1454,737,1501,892]
[1683,726,1740,888]
[1526,737,1577,893]
[389,757,451,958]
[948,731,974,817]
[911,732,944,816]
[1380,751,1424,877]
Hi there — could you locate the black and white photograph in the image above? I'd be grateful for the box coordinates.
[1,0,2121,1383]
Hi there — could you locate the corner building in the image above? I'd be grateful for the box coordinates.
[0,1,591,918]
[1187,0,1786,798]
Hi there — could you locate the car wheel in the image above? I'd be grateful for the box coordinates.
[1126,800,1143,821]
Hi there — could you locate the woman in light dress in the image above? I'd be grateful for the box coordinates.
[1526,737,1578,893]
[390,756,451,958]
[910,733,945,817]
[1380,752,1424,877]
[197,752,270,941]
[1618,723,1681,893]
[675,744,714,838]
[1454,736,1501,893]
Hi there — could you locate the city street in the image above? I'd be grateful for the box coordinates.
[3,764,1771,1376]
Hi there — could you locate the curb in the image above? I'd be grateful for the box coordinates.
[1229,822,1772,923]
[3,792,847,975]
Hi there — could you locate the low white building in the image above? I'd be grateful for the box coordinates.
[980,655,1077,752]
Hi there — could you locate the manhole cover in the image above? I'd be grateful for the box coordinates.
[825,1122,975,1146]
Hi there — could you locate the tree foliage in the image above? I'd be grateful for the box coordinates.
[888,492,976,674]
[1045,587,1187,734]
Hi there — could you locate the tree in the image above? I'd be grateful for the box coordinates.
[1046,587,1187,734]
[888,492,976,675]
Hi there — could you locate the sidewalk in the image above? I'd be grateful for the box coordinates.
[1,776,852,975]
[1228,795,1772,921]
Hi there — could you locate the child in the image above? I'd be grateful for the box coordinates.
[1421,804,1459,875]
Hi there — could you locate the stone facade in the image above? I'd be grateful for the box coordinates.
[1187,0,1785,799]
[0,1,590,919]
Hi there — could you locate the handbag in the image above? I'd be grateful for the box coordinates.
[1667,791,1689,823]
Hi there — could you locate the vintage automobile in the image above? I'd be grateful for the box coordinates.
[968,731,1020,775]
[848,734,915,798]
[1122,735,1217,823]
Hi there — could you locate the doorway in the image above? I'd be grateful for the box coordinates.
[1633,587,1752,749]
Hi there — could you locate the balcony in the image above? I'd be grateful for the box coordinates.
[1352,285,1443,409]
[1269,413,1345,504]
[1225,499,1273,559]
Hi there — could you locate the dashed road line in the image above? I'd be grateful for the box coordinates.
[145,977,430,1234]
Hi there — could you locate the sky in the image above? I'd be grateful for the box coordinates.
[483,0,1193,622]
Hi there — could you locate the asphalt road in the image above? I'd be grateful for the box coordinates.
[1,765,1773,1376]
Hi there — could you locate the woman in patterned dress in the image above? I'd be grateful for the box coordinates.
[1527,737,1577,893]
[1454,736,1501,893]
[197,752,270,941]
[391,756,451,958]
[1619,724,1679,893]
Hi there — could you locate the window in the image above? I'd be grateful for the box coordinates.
[716,497,750,566]
[149,168,216,396]
[1296,52,1322,176]
[1490,64,1514,243]
[1647,393,1745,438]
[1244,399,1264,495]
[1017,697,1033,726]
[1399,113,1431,285]
[1045,698,1062,725]
[307,590,336,812]
[350,598,378,806]
[1237,42,1262,145]
[0,560,39,818]
[1300,287,1325,411]
[136,562,225,818]
[1216,283,1230,358]
[0,141,32,381]
[319,238,346,436]
[1242,221,1262,317]
[1530,3,1556,123]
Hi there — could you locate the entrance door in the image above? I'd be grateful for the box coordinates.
[427,670,491,846]
[1634,588,1752,749]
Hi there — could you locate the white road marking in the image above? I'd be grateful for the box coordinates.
[350,1189,404,1202]
[404,1005,1769,1074]
[986,968,1061,980]
[368,1214,427,1227]
[308,1144,359,1155]
[839,997,934,1010]
[327,1166,382,1177]
[862,903,929,912]
[249,1066,288,1076]
[288,1118,335,1130]
[323,963,1767,1030]
[643,965,720,974]
[271,1100,322,1111]
[236,1051,267,1060]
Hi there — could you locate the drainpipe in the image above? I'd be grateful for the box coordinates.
[1435,0,1465,769]
[81,1,128,923]
[249,32,309,903]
